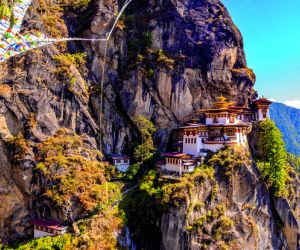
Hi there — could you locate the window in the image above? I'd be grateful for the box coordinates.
[117,160,121,163]
[185,138,187,143]
[194,138,196,144]
[227,129,235,136]
[263,113,267,118]
[124,160,128,164]
[213,116,218,123]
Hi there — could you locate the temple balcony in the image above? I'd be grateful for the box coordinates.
[203,138,238,144]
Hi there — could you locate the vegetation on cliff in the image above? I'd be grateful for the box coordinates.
[3,129,125,249]
[1,0,297,248]
[2,209,123,250]
[34,128,122,211]
[119,146,251,249]
[133,115,156,163]
[257,119,289,196]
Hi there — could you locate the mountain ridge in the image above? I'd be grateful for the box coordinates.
[270,102,300,155]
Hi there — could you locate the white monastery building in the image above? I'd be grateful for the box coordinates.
[157,96,272,176]
[30,219,67,239]
[109,154,131,172]
[157,153,196,176]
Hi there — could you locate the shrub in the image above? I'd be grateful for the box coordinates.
[231,67,256,83]
[152,49,175,70]
[193,201,204,212]
[12,234,74,250]
[123,163,141,181]
[208,146,249,176]
[133,116,156,163]
[34,129,120,211]
[194,215,207,228]
[9,134,31,163]
[257,119,288,197]
[140,170,161,197]
[211,182,219,200]
[52,53,87,87]
[211,204,225,219]
[213,216,234,240]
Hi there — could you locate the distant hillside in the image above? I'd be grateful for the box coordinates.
[270,102,300,155]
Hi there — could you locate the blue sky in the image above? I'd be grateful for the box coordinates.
[222,0,300,108]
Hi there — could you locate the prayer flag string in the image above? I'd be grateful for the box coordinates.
[0,0,131,62]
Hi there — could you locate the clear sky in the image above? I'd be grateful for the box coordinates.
[222,0,300,108]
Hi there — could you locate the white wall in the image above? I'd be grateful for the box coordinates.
[34,229,55,239]
[203,143,224,152]
[114,160,130,172]
[163,162,195,173]
[257,108,270,121]
[182,135,199,156]
[182,134,208,156]
[164,162,181,172]
[183,165,195,172]
[219,116,229,124]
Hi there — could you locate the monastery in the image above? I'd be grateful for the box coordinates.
[30,219,67,238]
[157,96,272,177]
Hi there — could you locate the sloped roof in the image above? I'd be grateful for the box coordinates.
[30,219,66,231]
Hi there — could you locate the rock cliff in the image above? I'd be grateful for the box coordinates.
[1,0,298,249]
[160,148,288,250]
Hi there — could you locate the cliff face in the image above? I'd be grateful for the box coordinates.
[160,151,288,250]
[0,0,256,242]
[88,0,256,152]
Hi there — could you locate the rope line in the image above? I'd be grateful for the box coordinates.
[98,0,133,156]
[0,0,134,156]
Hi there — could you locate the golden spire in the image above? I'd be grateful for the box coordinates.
[216,94,227,103]
[213,95,235,109]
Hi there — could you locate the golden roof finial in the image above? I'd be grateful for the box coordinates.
[216,94,227,103]
[213,95,235,109]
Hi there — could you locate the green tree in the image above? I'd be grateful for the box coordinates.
[133,115,156,163]
[258,119,288,196]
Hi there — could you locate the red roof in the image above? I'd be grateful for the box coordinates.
[30,219,66,231]
[253,98,272,105]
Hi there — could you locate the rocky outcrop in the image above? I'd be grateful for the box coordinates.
[0,0,278,244]
[86,0,257,152]
[160,157,289,250]
[0,107,29,240]
[274,198,299,250]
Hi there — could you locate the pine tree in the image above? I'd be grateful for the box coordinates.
[258,119,288,196]
[133,115,156,163]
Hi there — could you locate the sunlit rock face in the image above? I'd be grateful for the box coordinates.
[86,0,257,153]
[160,161,289,250]
[0,0,257,241]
